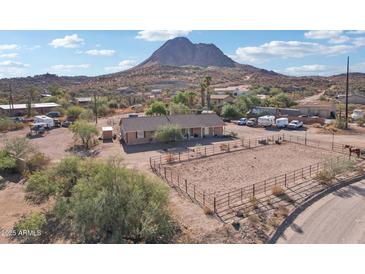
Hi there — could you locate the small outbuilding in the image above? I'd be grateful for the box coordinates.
[102,126,113,140]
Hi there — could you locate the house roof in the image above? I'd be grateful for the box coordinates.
[210,94,233,100]
[120,114,224,132]
[75,97,92,102]
[0,102,60,110]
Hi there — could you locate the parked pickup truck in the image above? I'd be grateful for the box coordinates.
[287,120,303,129]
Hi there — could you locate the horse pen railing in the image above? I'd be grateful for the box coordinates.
[149,133,362,219]
[212,155,350,214]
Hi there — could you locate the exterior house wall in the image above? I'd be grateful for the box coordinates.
[125,131,155,145]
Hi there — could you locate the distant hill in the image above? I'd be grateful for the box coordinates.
[137,37,238,68]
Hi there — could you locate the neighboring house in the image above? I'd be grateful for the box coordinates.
[74,97,92,106]
[0,102,61,115]
[297,101,336,118]
[210,94,234,107]
[250,106,301,117]
[214,85,250,96]
[120,113,225,145]
[337,93,365,105]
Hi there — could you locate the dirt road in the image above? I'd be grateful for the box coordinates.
[277,179,365,244]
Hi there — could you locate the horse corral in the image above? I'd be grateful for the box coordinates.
[168,142,336,194]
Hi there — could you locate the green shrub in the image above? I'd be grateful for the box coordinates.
[4,137,35,159]
[70,120,99,149]
[356,118,365,127]
[315,160,355,185]
[153,124,183,143]
[79,109,94,121]
[335,117,346,129]
[66,105,85,118]
[25,171,58,203]
[12,212,46,243]
[0,149,16,172]
[54,159,175,243]
[0,117,24,132]
[25,152,50,173]
[221,103,239,118]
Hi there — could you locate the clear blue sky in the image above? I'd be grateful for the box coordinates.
[0,30,364,79]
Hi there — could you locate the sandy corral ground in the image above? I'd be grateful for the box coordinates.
[169,142,337,194]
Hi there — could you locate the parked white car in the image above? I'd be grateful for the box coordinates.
[275,117,289,128]
[287,120,303,129]
[351,109,364,121]
[258,115,275,127]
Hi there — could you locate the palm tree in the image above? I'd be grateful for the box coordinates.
[200,83,206,108]
[186,91,196,109]
[204,76,212,110]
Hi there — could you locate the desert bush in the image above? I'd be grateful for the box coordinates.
[248,214,260,224]
[249,196,259,209]
[153,124,183,143]
[275,205,289,217]
[25,171,58,204]
[25,152,50,173]
[356,118,365,127]
[12,212,46,243]
[4,137,35,159]
[203,206,214,216]
[335,117,346,129]
[0,149,17,172]
[316,160,355,185]
[79,109,94,121]
[268,217,281,228]
[108,99,119,109]
[271,185,285,196]
[0,117,24,132]
[70,120,99,149]
[54,159,175,243]
[66,105,85,118]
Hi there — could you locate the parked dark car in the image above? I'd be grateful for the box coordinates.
[46,111,61,118]
[223,118,231,123]
[61,120,72,127]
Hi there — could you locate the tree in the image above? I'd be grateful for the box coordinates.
[0,149,16,172]
[153,124,183,143]
[66,105,85,119]
[234,95,262,115]
[221,103,239,118]
[26,85,39,117]
[172,91,189,106]
[268,93,296,108]
[169,102,190,115]
[145,101,167,116]
[204,76,212,110]
[79,109,94,121]
[186,91,196,108]
[70,120,99,149]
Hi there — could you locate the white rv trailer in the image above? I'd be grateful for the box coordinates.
[275,117,289,128]
[34,115,55,128]
[258,115,275,127]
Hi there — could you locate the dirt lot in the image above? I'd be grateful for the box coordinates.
[169,142,337,194]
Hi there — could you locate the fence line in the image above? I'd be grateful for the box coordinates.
[150,133,362,217]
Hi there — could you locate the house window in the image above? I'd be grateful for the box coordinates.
[136,131,145,139]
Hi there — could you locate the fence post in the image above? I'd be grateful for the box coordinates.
[187,150,189,160]
[177,175,180,189]
[193,185,196,199]
[302,168,304,179]
[310,165,312,177]
[252,184,256,197]
[149,157,152,169]
[160,154,162,164]
[179,152,181,162]
[171,170,173,183]
[205,147,207,156]
[285,173,287,187]
[241,188,243,202]
[213,197,217,213]
[264,180,266,194]
[228,192,230,206]
[249,139,251,148]
[185,179,188,193]
[228,143,230,152]
[164,167,166,179]
[203,191,206,205]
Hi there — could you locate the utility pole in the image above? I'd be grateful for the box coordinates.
[345,56,350,129]
[93,90,98,124]
[8,84,14,116]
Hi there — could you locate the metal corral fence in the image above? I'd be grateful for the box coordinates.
[213,155,350,214]
[150,133,363,217]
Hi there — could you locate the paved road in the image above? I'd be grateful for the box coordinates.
[277,180,365,244]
